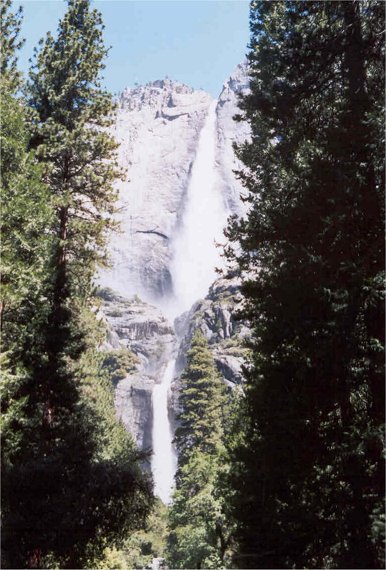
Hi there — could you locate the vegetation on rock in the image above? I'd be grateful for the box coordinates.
[101,349,139,386]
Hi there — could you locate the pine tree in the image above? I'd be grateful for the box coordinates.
[168,332,231,568]
[0,0,24,86]
[1,2,152,567]
[175,330,226,467]
[27,0,120,300]
[0,0,51,344]
[1,0,52,475]
[1,68,54,570]
[225,1,385,568]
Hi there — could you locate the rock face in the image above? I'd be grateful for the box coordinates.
[98,65,251,461]
[100,66,250,308]
[175,275,250,388]
[216,62,251,217]
[100,79,212,305]
[99,288,176,452]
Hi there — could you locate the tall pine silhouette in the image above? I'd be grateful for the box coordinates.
[226,1,385,568]
[1,2,152,568]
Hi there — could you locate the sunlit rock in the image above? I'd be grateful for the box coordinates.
[175,274,250,387]
[100,65,251,308]
[98,65,251,500]
[100,79,212,304]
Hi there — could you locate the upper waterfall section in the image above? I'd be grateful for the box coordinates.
[99,67,250,310]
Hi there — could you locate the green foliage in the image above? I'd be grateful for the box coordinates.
[168,332,232,568]
[27,0,121,291]
[1,2,153,568]
[167,450,232,569]
[122,499,169,569]
[87,499,168,569]
[2,322,153,569]
[225,1,385,568]
[101,348,139,386]
[0,0,24,86]
[175,330,226,468]
[0,76,52,350]
[91,547,129,570]
[1,3,52,510]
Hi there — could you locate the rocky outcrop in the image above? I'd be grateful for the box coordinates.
[98,288,176,452]
[216,63,251,217]
[175,274,250,387]
[98,276,250,452]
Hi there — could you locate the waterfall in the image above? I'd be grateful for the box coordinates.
[151,358,177,504]
[151,99,228,503]
[168,99,229,318]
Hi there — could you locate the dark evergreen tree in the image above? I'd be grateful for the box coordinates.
[175,330,226,467]
[225,1,385,568]
[1,2,152,568]
[0,0,23,85]
[168,331,231,568]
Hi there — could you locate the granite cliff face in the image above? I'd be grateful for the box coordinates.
[98,66,251,471]
[100,65,250,308]
[175,275,250,386]
[100,79,212,304]
[216,63,251,217]
[99,288,176,452]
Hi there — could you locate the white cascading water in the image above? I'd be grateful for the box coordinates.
[151,99,229,504]
[169,99,229,318]
[151,359,177,504]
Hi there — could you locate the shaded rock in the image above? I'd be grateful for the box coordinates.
[99,288,177,453]
[175,274,250,386]
[114,373,154,450]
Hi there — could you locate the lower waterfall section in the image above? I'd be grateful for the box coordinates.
[151,358,178,504]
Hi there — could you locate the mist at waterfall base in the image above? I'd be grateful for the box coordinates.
[151,100,229,504]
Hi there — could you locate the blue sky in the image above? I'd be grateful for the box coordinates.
[15,0,250,97]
